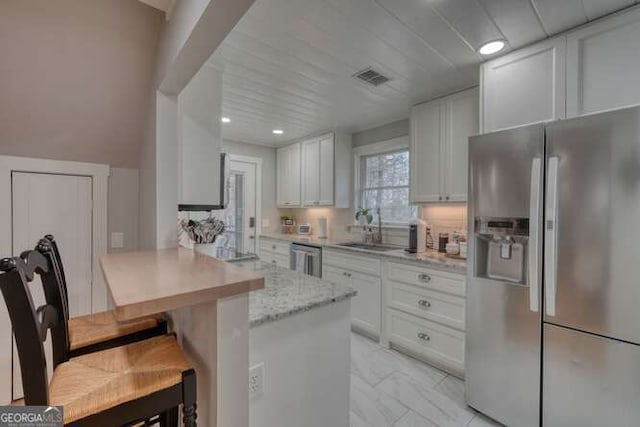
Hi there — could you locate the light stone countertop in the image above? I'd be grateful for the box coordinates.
[100,248,264,321]
[260,233,467,274]
[231,258,356,328]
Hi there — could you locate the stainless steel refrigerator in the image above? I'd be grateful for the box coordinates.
[466,106,640,427]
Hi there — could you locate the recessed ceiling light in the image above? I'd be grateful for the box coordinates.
[479,40,505,55]
[272,129,284,135]
[221,117,231,123]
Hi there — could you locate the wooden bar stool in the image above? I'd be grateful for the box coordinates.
[40,235,168,357]
[0,250,198,426]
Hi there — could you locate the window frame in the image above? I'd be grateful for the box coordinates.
[353,136,416,226]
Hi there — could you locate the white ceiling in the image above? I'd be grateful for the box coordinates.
[209,0,638,146]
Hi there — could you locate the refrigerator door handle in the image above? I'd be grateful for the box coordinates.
[545,157,560,317]
[528,158,541,312]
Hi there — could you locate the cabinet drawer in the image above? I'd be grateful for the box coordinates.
[386,261,465,296]
[387,308,464,375]
[259,238,290,256]
[323,250,380,275]
[261,251,289,269]
[388,282,465,330]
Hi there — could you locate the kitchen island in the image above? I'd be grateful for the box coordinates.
[100,248,265,427]
[231,259,356,427]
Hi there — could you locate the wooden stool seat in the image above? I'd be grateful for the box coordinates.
[50,335,190,424]
[68,311,165,351]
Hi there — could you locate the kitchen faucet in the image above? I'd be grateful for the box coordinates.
[372,208,383,244]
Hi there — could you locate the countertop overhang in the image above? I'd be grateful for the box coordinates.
[100,248,265,321]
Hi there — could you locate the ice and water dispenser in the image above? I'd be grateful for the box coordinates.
[473,217,529,284]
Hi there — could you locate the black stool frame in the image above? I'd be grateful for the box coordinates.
[41,235,168,358]
[0,248,197,426]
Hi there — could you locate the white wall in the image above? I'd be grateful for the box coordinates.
[223,140,280,233]
[139,0,256,250]
[250,299,351,427]
[0,0,163,168]
[108,168,140,253]
[352,119,409,147]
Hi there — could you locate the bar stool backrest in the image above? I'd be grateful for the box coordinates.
[0,251,62,405]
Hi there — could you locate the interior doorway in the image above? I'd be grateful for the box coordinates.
[225,155,262,254]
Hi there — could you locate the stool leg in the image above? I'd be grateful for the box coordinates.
[160,407,179,427]
[182,369,197,427]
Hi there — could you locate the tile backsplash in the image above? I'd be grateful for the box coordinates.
[276,204,468,247]
[420,204,468,241]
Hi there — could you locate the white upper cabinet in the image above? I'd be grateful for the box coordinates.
[276,142,302,207]
[410,87,478,203]
[301,138,320,205]
[480,37,566,133]
[566,6,640,117]
[444,87,479,202]
[318,134,335,206]
[410,99,443,203]
[278,132,351,208]
[302,134,334,206]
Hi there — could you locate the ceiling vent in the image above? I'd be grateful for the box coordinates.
[353,67,390,86]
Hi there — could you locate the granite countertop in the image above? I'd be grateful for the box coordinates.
[260,233,467,274]
[232,258,357,328]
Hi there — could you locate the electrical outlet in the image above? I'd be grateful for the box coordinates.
[249,363,264,399]
[111,232,124,249]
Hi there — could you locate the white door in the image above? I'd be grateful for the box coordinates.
[11,172,93,399]
[410,99,442,203]
[481,37,566,132]
[276,143,301,207]
[302,138,320,205]
[443,87,479,202]
[228,160,258,254]
[350,271,381,338]
[317,134,334,206]
[566,7,640,117]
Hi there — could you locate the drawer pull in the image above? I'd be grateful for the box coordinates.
[418,299,431,308]
[272,245,277,250]
[418,273,431,283]
[417,332,431,341]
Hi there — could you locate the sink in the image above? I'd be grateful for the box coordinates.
[335,242,401,252]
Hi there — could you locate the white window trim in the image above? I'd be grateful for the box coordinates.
[353,136,411,226]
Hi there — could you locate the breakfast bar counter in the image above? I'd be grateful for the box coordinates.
[100,248,264,320]
[100,248,265,427]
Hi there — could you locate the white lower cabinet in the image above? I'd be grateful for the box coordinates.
[259,238,290,269]
[323,249,467,376]
[384,260,466,377]
[323,250,381,339]
[386,309,465,377]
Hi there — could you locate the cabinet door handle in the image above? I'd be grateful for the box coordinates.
[445,196,450,201]
[417,332,430,341]
[272,245,277,250]
[418,273,431,283]
[438,196,442,201]
[418,299,431,308]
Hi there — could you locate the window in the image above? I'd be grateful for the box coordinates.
[358,149,416,224]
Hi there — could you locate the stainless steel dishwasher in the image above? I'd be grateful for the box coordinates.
[290,243,322,277]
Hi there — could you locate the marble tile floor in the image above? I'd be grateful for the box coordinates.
[350,332,502,427]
